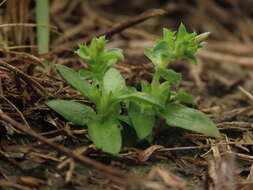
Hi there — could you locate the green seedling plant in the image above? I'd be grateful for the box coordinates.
[46,23,220,154]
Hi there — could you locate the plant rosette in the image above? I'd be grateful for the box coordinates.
[46,23,220,154]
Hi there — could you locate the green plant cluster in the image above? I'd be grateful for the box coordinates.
[46,24,219,154]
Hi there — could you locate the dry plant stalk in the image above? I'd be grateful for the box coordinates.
[208,153,236,190]
[4,0,31,47]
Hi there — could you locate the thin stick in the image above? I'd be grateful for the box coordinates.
[98,9,167,39]
[0,95,31,129]
[0,60,48,98]
[238,86,253,103]
[0,108,144,186]
[0,0,7,7]
[0,23,57,30]
[52,9,167,54]
[198,50,253,68]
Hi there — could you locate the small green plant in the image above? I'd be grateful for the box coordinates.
[46,24,220,154]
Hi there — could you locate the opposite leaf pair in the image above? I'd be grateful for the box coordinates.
[46,23,220,154]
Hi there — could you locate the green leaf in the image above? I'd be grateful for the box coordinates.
[128,102,155,139]
[170,23,203,65]
[89,36,106,59]
[95,35,106,53]
[75,37,124,80]
[45,100,95,125]
[177,23,187,39]
[157,68,182,87]
[75,44,90,60]
[117,116,138,147]
[174,92,195,105]
[153,81,170,106]
[75,36,106,67]
[153,40,170,54]
[162,103,220,137]
[118,115,132,126]
[144,24,207,69]
[163,28,175,45]
[185,53,197,65]
[79,69,94,79]
[103,48,124,62]
[144,41,172,68]
[144,48,159,65]
[117,92,162,108]
[55,64,91,98]
[141,80,151,94]
[88,119,121,154]
[88,81,100,105]
[103,68,125,95]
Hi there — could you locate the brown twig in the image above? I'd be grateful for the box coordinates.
[198,50,253,68]
[0,179,31,190]
[98,9,167,39]
[0,95,31,129]
[238,86,253,103]
[52,9,167,54]
[0,60,48,98]
[0,108,144,186]
[0,23,57,31]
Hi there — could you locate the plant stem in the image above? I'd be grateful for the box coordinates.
[151,71,160,89]
[96,79,107,117]
[36,0,49,54]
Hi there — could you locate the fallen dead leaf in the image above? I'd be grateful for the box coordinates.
[138,145,163,162]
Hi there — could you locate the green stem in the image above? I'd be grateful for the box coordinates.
[151,71,160,90]
[97,79,107,116]
[36,0,49,55]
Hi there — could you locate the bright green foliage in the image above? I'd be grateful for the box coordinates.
[172,91,195,105]
[117,92,163,108]
[88,118,121,154]
[157,68,182,87]
[75,36,124,81]
[103,68,126,97]
[131,23,217,140]
[55,64,91,98]
[162,104,220,137]
[45,100,95,125]
[128,102,155,139]
[144,23,205,68]
[46,24,219,154]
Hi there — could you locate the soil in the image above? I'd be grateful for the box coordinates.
[1,0,253,190]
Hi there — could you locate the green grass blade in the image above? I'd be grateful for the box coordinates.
[36,0,49,54]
